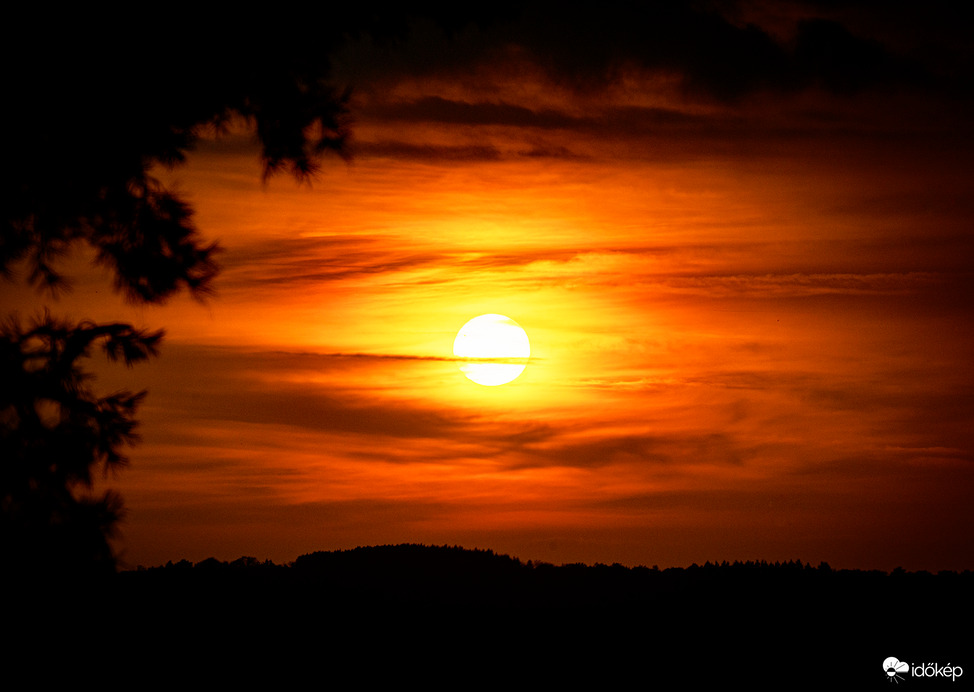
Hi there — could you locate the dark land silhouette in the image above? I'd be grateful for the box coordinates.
[11,544,974,689]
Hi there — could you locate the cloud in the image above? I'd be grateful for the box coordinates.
[647,271,955,299]
[511,430,747,471]
[362,96,699,133]
[220,235,448,287]
[363,95,583,128]
[137,345,557,459]
[351,141,505,162]
[334,2,939,103]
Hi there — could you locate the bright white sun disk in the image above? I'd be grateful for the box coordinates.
[453,314,530,386]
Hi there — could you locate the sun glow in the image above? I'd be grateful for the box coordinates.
[453,314,531,386]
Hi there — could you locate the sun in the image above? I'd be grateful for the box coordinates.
[453,314,530,386]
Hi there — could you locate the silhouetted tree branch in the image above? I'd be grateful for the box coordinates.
[4,25,351,302]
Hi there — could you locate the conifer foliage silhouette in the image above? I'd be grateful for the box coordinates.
[0,316,161,574]
[2,17,356,575]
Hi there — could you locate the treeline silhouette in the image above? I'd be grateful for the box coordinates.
[115,543,969,619]
[11,543,966,683]
[136,543,970,581]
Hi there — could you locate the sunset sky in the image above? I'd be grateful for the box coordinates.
[7,2,973,571]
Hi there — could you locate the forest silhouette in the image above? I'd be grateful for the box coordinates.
[123,543,971,616]
[10,542,966,683]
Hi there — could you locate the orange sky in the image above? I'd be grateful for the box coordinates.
[6,3,973,570]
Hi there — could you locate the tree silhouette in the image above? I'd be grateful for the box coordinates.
[2,20,359,575]
[1,315,161,575]
[4,22,353,302]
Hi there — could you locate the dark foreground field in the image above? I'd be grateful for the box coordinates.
[10,544,970,686]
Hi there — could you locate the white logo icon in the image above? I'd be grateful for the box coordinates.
[884,657,909,684]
